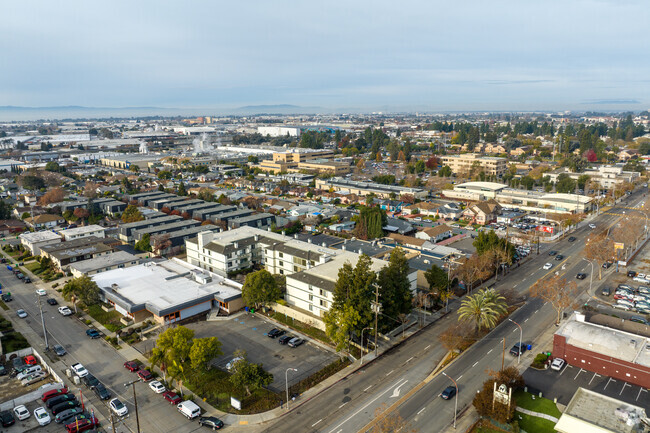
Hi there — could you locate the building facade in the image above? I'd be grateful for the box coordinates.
[441,153,508,177]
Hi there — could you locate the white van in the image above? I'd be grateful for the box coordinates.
[16,365,42,380]
[177,401,201,420]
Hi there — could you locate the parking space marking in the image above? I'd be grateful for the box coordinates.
[604,377,617,390]
[620,382,631,395]
[636,388,647,401]
[574,368,585,380]
[312,419,323,427]
[588,372,601,385]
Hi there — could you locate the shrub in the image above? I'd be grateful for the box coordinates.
[85,319,92,326]
[531,353,549,369]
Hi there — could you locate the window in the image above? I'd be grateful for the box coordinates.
[320,300,328,308]
[309,305,313,311]
[279,261,284,266]
[279,252,283,258]
[320,289,325,297]
[279,270,284,275]
[308,285,313,291]
[309,295,313,301]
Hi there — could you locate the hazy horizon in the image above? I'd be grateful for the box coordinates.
[2,1,649,117]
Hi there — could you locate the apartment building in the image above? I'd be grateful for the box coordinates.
[546,165,640,190]
[440,153,508,178]
[315,177,428,199]
[58,224,106,241]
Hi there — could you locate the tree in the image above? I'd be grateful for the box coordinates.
[22,175,45,190]
[377,248,413,330]
[0,201,11,220]
[157,326,195,364]
[473,367,522,423]
[178,181,187,196]
[242,269,282,309]
[135,233,152,252]
[73,207,90,222]
[38,187,64,205]
[229,354,273,396]
[83,181,99,198]
[424,264,448,294]
[152,233,172,256]
[189,337,223,372]
[355,206,387,240]
[583,230,613,279]
[121,205,144,223]
[369,403,418,433]
[157,170,172,180]
[438,321,473,352]
[555,173,577,193]
[457,289,507,335]
[331,255,376,337]
[45,161,64,172]
[530,274,579,324]
[324,304,361,352]
[61,276,101,306]
[438,165,452,177]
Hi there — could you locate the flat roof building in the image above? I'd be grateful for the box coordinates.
[69,251,141,278]
[440,153,508,178]
[315,177,428,199]
[19,230,62,255]
[57,224,106,241]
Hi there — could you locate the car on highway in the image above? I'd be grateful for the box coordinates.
[554,254,564,261]
[71,362,89,378]
[13,405,30,421]
[267,328,285,338]
[440,386,456,400]
[278,335,293,345]
[124,361,140,372]
[163,391,182,405]
[36,288,47,296]
[509,342,527,356]
[543,263,553,270]
[568,236,577,242]
[149,380,166,393]
[137,369,153,381]
[82,373,99,389]
[53,344,66,356]
[46,298,58,305]
[198,416,225,429]
[589,223,596,229]
[42,387,68,402]
[16,309,27,318]
[58,306,72,316]
[576,273,587,280]
[86,329,101,339]
[33,407,50,426]
[548,251,558,256]
[288,337,304,347]
[94,383,111,400]
[0,410,15,427]
[550,358,566,371]
[109,398,128,417]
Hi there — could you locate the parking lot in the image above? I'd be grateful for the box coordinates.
[524,363,649,411]
[186,313,339,393]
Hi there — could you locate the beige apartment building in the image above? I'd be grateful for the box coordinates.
[441,153,508,178]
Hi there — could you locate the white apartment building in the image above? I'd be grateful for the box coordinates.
[440,153,508,178]
[546,166,640,190]
[58,224,106,241]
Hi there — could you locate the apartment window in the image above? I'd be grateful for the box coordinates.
[320,289,325,297]
[279,261,284,267]
[308,285,313,291]
[309,295,313,301]
[320,300,328,308]
[309,305,313,311]
[294,265,300,272]
[279,270,284,275]
[279,252,283,258]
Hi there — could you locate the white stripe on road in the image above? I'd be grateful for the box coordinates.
[636,388,647,401]
[417,407,426,415]
[312,419,323,427]
[457,375,463,380]
[487,349,493,354]
[364,385,372,392]
[405,357,414,363]
[339,402,348,409]
[386,370,394,376]
[472,362,478,368]
[424,345,431,351]
[524,318,529,323]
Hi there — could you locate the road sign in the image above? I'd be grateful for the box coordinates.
[614,242,625,250]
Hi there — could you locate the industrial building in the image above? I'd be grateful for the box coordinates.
[315,177,428,200]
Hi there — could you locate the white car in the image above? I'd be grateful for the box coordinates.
[71,362,89,378]
[109,398,129,417]
[13,405,30,421]
[36,288,47,296]
[33,407,50,426]
[550,358,566,371]
[639,273,647,279]
[226,356,244,371]
[149,380,166,394]
[58,306,73,316]
[589,223,596,229]
[16,309,27,318]
[543,263,553,270]
[21,371,48,386]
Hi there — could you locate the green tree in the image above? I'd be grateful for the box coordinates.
[242,269,282,308]
[22,175,45,190]
[355,206,387,240]
[472,230,515,262]
[577,174,590,190]
[424,264,448,293]
[458,289,507,335]
[324,304,361,352]
[178,181,187,196]
[135,233,152,252]
[157,170,173,180]
[438,165,452,177]
[555,173,577,193]
[229,355,273,396]
[189,337,223,371]
[45,161,64,172]
[156,326,195,364]
[0,201,13,220]
[121,205,144,223]
[377,248,412,330]
[129,165,140,173]
[331,255,376,336]
[61,276,101,306]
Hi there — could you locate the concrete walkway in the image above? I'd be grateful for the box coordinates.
[515,406,559,423]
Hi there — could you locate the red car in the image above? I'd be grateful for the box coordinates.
[42,387,69,402]
[163,391,182,405]
[137,369,153,382]
[24,355,37,365]
[65,417,98,432]
[123,361,140,372]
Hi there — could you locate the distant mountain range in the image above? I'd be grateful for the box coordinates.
[236,104,322,114]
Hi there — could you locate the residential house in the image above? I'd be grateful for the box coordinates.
[415,224,453,243]
[462,200,502,225]
[24,214,65,230]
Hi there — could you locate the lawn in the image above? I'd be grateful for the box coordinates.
[86,304,125,333]
[513,390,562,418]
[23,261,42,273]
[514,412,557,433]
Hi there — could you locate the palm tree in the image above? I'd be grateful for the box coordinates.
[458,289,507,335]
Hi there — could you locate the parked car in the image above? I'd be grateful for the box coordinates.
[177,401,201,420]
[51,401,80,415]
[109,398,128,417]
[0,293,11,302]
[288,337,305,348]
[33,407,51,426]
[24,355,36,365]
[82,373,99,389]
[16,309,27,318]
[53,344,66,356]
[550,358,566,371]
[124,361,140,372]
[36,288,46,296]
[17,365,43,380]
[226,357,244,371]
[58,306,73,316]
[589,223,596,229]
[267,328,285,338]
[13,405,30,421]
[568,236,577,242]
[613,303,632,311]
[0,365,6,376]
[0,410,15,427]
[149,380,166,394]
[628,270,637,278]
[23,277,31,283]
[601,287,611,296]
[22,371,47,387]
[86,329,101,339]
[198,416,225,429]
[137,369,153,381]
[509,342,527,356]
[46,298,58,305]
[163,391,182,405]
[42,387,69,402]
[46,394,77,409]
[71,363,89,378]
[54,408,85,424]
[633,277,650,284]
[64,417,97,433]
[94,383,111,400]
[440,385,456,400]
[278,335,293,345]
[602,262,612,269]
[576,273,587,280]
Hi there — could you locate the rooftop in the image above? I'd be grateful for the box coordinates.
[19,230,61,243]
[69,251,140,273]
[58,224,105,237]
[454,181,508,192]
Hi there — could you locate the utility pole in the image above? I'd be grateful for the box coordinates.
[110,413,116,433]
[374,284,379,357]
[124,379,141,433]
[37,294,49,350]
[501,337,505,370]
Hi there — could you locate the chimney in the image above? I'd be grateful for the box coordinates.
[322,242,326,247]
[294,234,298,239]
[308,238,312,244]
[254,234,259,241]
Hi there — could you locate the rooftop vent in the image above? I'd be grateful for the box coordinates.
[111,283,119,290]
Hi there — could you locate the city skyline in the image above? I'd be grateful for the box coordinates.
[1,0,649,114]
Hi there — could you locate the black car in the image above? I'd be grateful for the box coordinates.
[23,277,31,283]
[555,254,564,261]
[12,357,27,374]
[51,401,79,415]
[1,293,11,302]
[55,408,87,424]
[267,328,285,338]
[82,374,99,389]
[602,262,612,269]
[548,251,557,256]
[568,236,577,242]
[628,270,637,278]
[576,273,587,280]
[47,298,58,305]
[509,342,527,356]
[601,287,611,296]
[278,335,293,345]
[0,410,15,427]
[198,416,225,429]
[94,383,111,400]
[47,394,77,409]
[0,258,6,263]
[440,386,456,400]
[0,365,6,376]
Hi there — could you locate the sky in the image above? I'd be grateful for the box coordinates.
[1,0,649,114]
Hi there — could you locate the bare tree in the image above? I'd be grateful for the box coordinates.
[152,233,172,256]
[369,404,418,433]
[583,230,614,279]
[530,274,579,324]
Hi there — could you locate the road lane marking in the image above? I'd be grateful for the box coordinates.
[405,357,414,363]
[312,419,323,427]
[386,369,394,376]
[457,375,463,380]
[424,345,431,351]
[513,284,518,288]
[512,329,517,333]
[524,318,529,323]
[339,402,348,409]
[534,310,539,314]
[364,385,372,392]
[417,407,426,415]
[472,362,478,368]
[487,349,493,354]
[327,379,408,433]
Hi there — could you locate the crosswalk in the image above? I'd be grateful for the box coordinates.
[604,212,646,218]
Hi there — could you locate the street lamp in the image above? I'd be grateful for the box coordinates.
[285,368,297,411]
[124,378,142,433]
[360,327,373,365]
[442,372,458,429]
[582,258,594,294]
[507,318,523,365]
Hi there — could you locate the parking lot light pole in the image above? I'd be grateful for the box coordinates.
[124,378,142,433]
[285,368,297,411]
[582,258,594,294]
[507,318,523,364]
[442,372,458,429]
[360,327,373,365]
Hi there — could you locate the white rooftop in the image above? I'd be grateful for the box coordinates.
[19,230,62,243]
[69,251,139,273]
[305,251,387,282]
[58,224,106,237]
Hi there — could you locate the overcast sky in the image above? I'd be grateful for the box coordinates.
[1,0,648,112]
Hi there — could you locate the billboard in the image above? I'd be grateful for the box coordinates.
[536,225,554,234]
